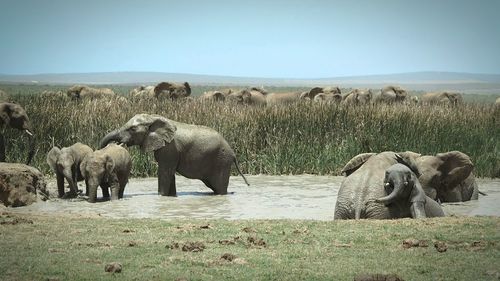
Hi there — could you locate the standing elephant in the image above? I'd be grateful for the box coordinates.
[154,82,191,100]
[373,86,408,104]
[334,151,444,219]
[342,89,373,105]
[99,114,249,196]
[227,89,267,105]
[421,92,463,105]
[66,85,116,100]
[0,102,35,165]
[306,86,341,100]
[46,142,94,198]
[313,92,342,104]
[80,143,131,203]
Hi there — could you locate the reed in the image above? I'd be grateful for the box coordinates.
[2,85,499,177]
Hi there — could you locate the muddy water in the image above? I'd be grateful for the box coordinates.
[7,176,500,220]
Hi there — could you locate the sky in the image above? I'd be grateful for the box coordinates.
[0,0,499,78]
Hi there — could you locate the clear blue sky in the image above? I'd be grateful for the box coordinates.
[1,0,499,78]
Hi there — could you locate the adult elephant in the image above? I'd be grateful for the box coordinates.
[80,143,131,203]
[314,92,342,104]
[421,92,463,105]
[154,82,191,100]
[47,142,94,198]
[342,89,373,105]
[99,114,249,196]
[306,86,341,100]
[199,90,226,102]
[373,86,408,104]
[227,89,267,106]
[66,85,116,100]
[0,102,35,165]
[129,85,155,99]
[334,151,445,219]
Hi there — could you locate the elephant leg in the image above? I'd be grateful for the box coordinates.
[206,168,230,195]
[410,202,426,218]
[101,183,110,198]
[56,173,65,198]
[110,182,120,201]
[158,168,176,196]
[85,179,89,196]
[0,133,5,162]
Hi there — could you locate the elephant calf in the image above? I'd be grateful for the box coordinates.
[80,143,131,203]
[47,142,93,198]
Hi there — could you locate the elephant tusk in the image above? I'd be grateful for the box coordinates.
[384,182,390,187]
[25,129,34,136]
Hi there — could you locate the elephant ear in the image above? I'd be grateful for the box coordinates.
[143,117,177,152]
[436,151,473,191]
[47,146,61,171]
[308,87,324,98]
[395,153,421,177]
[154,82,172,96]
[105,155,115,174]
[183,82,191,96]
[241,90,252,102]
[0,103,12,127]
[79,155,89,178]
[341,153,376,176]
[213,91,225,101]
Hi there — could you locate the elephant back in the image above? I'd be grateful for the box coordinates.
[341,153,376,176]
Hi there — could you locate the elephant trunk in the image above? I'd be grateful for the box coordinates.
[100,130,122,149]
[87,179,98,203]
[375,185,401,205]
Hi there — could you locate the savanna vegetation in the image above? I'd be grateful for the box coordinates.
[1,84,499,177]
[0,213,499,280]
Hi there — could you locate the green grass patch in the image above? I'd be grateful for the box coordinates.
[0,213,499,280]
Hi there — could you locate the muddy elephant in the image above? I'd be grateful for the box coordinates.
[421,92,463,105]
[410,151,479,202]
[100,114,249,196]
[80,143,131,203]
[0,102,35,165]
[66,85,116,100]
[334,151,445,219]
[200,90,226,102]
[154,82,191,100]
[373,86,408,104]
[342,89,373,105]
[47,142,94,198]
[227,89,267,105]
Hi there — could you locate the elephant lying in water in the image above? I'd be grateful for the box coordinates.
[100,114,249,196]
[334,151,444,219]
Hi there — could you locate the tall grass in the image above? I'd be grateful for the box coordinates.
[2,85,499,177]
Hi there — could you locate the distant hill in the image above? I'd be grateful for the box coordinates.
[1,71,500,93]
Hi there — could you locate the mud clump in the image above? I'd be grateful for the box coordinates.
[0,217,33,225]
[0,163,48,207]
[221,253,237,261]
[434,241,448,253]
[354,273,405,281]
[247,236,267,248]
[104,262,122,273]
[402,239,428,249]
[182,241,205,252]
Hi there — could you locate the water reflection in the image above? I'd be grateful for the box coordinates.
[6,175,500,220]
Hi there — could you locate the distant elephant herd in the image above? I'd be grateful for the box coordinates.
[0,83,498,219]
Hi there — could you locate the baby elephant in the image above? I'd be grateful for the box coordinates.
[80,143,132,203]
[47,142,96,198]
[376,163,444,218]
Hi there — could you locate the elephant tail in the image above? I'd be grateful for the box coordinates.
[233,158,250,186]
[479,190,487,196]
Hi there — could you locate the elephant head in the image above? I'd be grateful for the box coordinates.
[100,114,176,152]
[376,163,428,218]
[381,86,408,103]
[444,92,463,105]
[414,151,474,202]
[307,86,341,99]
[0,102,35,164]
[66,85,87,99]
[200,91,225,102]
[154,82,191,100]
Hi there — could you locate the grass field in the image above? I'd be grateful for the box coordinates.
[0,213,499,280]
[1,84,499,177]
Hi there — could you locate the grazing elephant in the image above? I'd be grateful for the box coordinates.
[411,151,479,202]
[334,151,445,219]
[227,89,267,105]
[66,85,116,100]
[0,102,35,165]
[373,86,408,104]
[313,92,342,104]
[421,92,463,105]
[306,86,341,100]
[154,82,191,100]
[100,114,249,196]
[265,91,310,106]
[129,85,155,99]
[342,89,373,105]
[46,142,94,198]
[80,143,131,203]
[200,90,226,102]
